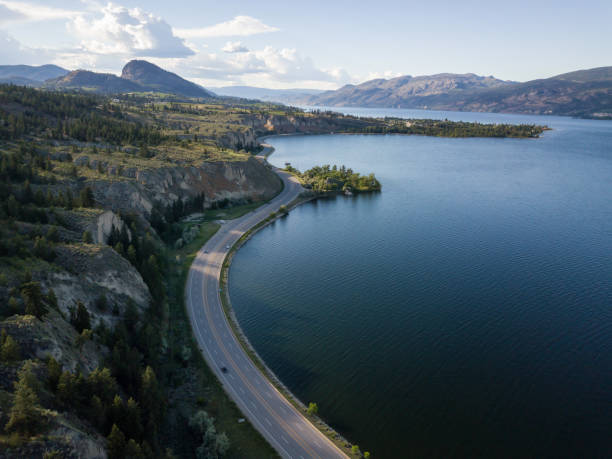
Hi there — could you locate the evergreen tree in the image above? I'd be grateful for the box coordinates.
[21,281,47,318]
[70,301,91,333]
[1,334,21,361]
[83,230,93,244]
[107,424,126,459]
[79,187,95,207]
[6,361,42,436]
[46,356,62,390]
[124,397,143,441]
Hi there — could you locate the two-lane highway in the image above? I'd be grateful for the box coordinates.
[186,167,347,459]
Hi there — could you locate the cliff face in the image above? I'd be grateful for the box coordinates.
[85,155,281,215]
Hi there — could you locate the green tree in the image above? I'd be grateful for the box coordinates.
[21,281,47,318]
[56,371,75,405]
[79,187,95,207]
[107,424,126,459]
[364,451,371,458]
[89,395,106,431]
[46,356,62,390]
[124,397,143,441]
[6,361,42,436]
[70,301,91,333]
[307,402,318,416]
[8,296,20,314]
[125,438,145,458]
[1,334,21,362]
[82,230,93,243]
[75,329,93,353]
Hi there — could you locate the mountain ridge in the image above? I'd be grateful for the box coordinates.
[0,64,69,85]
[303,67,612,117]
[43,60,215,98]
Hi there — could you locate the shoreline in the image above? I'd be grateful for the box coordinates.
[218,136,361,456]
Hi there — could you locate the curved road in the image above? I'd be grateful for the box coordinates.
[186,164,347,459]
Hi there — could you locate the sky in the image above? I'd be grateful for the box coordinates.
[1,0,611,89]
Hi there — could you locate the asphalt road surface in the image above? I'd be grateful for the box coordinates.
[186,166,347,459]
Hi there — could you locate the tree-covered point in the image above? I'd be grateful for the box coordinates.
[287,164,381,193]
[357,117,547,138]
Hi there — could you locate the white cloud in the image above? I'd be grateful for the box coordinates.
[0,0,79,23]
[175,15,279,38]
[0,3,348,89]
[364,70,402,80]
[0,30,53,64]
[222,41,249,53]
[69,3,194,58]
[158,45,351,89]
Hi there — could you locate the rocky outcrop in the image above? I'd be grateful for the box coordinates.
[51,245,151,322]
[93,210,129,245]
[89,155,281,215]
[1,311,102,373]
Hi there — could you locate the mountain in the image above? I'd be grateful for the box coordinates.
[44,70,143,93]
[212,86,325,104]
[0,64,69,85]
[306,73,515,107]
[121,60,215,98]
[40,60,215,98]
[304,67,612,118]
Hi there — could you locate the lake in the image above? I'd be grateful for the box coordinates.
[229,108,612,458]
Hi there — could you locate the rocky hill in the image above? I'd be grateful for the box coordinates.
[43,60,215,98]
[44,70,144,93]
[304,66,612,118]
[308,73,514,107]
[121,60,214,98]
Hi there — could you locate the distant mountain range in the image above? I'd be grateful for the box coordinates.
[0,64,69,86]
[211,86,325,104]
[0,60,214,99]
[302,67,612,118]
[1,61,610,117]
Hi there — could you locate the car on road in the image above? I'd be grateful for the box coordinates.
[221,366,228,373]
[225,245,230,249]
[204,250,208,254]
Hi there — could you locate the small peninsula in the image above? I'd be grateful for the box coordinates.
[285,163,381,193]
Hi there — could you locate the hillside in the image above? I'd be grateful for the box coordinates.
[308,73,514,107]
[121,60,215,98]
[304,67,612,118]
[43,60,215,98]
[0,64,69,86]
[44,70,144,93]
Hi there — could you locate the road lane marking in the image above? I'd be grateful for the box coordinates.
[188,178,346,459]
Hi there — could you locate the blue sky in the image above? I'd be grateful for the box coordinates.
[1,0,610,89]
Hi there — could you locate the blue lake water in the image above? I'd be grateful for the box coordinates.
[229,108,612,458]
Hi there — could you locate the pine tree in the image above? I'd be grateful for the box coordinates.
[125,438,145,458]
[124,397,143,441]
[6,361,42,436]
[107,424,126,459]
[71,301,91,333]
[83,230,93,244]
[21,281,47,318]
[46,356,62,390]
[1,334,21,361]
